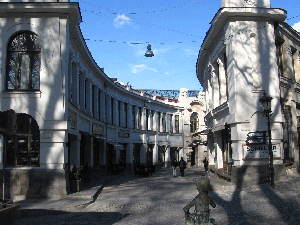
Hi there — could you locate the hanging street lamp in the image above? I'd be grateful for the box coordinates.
[145,44,154,57]
[259,92,275,188]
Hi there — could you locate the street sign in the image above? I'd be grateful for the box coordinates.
[246,131,266,145]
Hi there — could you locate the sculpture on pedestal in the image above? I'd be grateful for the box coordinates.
[183,176,216,225]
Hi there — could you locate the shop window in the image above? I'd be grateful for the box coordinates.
[5,114,40,167]
[6,32,41,90]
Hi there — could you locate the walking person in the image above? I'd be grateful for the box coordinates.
[171,159,178,177]
[179,157,187,177]
[203,157,209,172]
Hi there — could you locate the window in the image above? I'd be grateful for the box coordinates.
[111,98,114,125]
[79,72,82,108]
[118,101,121,126]
[190,112,198,133]
[169,114,173,133]
[138,107,142,130]
[84,79,88,110]
[98,90,101,121]
[92,85,95,118]
[5,114,40,167]
[132,106,136,129]
[146,109,149,130]
[276,38,284,77]
[124,103,128,128]
[158,112,161,132]
[175,115,179,133]
[162,113,166,132]
[6,32,41,90]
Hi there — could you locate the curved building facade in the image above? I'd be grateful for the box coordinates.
[0,0,206,199]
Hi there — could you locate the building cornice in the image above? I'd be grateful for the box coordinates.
[196,7,286,85]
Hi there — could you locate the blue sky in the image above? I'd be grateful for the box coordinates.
[70,0,300,91]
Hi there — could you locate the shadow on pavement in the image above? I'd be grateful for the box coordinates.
[16,208,71,219]
[16,211,130,225]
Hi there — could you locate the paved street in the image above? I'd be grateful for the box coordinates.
[16,167,300,225]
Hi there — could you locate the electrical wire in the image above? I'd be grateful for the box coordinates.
[77,0,201,15]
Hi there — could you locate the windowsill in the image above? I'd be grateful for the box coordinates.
[2,90,42,98]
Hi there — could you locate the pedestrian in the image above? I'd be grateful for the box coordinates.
[179,157,187,177]
[171,159,178,177]
[203,157,208,172]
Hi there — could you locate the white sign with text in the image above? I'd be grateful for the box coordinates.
[243,144,281,159]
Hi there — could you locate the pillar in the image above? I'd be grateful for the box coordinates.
[214,131,223,169]
[165,145,171,167]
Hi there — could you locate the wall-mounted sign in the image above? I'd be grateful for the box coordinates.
[93,124,103,136]
[243,144,281,159]
[118,132,129,138]
[245,131,266,145]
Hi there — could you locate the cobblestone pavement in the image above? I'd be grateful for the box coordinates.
[16,168,300,225]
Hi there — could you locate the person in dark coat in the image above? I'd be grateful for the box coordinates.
[179,157,187,177]
[203,157,208,172]
[171,159,178,177]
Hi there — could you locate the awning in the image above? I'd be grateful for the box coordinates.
[199,123,225,134]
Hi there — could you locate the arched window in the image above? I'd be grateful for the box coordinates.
[6,32,41,90]
[190,112,198,133]
[5,114,40,167]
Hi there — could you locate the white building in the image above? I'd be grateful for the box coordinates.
[0,0,206,199]
[196,0,300,186]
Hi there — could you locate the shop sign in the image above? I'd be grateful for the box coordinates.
[93,124,103,136]
[118,132,129,138]
[243,144,281,159]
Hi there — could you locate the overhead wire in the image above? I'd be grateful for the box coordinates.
[77,0,201,15]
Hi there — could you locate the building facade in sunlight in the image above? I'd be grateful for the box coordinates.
[0,0,206,199]
[196,0,300,186]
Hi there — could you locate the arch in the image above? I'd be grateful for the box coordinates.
[5,113,40,167]
[6,31,41,90]
[190,112,199,133]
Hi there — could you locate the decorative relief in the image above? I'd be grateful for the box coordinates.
[68,110,77,129]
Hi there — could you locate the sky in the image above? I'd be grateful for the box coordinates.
[70,0,300,91]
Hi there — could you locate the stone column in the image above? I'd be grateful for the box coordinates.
[153,141,159,165]
[214,131,223,170]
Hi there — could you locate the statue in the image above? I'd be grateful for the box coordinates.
[183,176,216,225]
